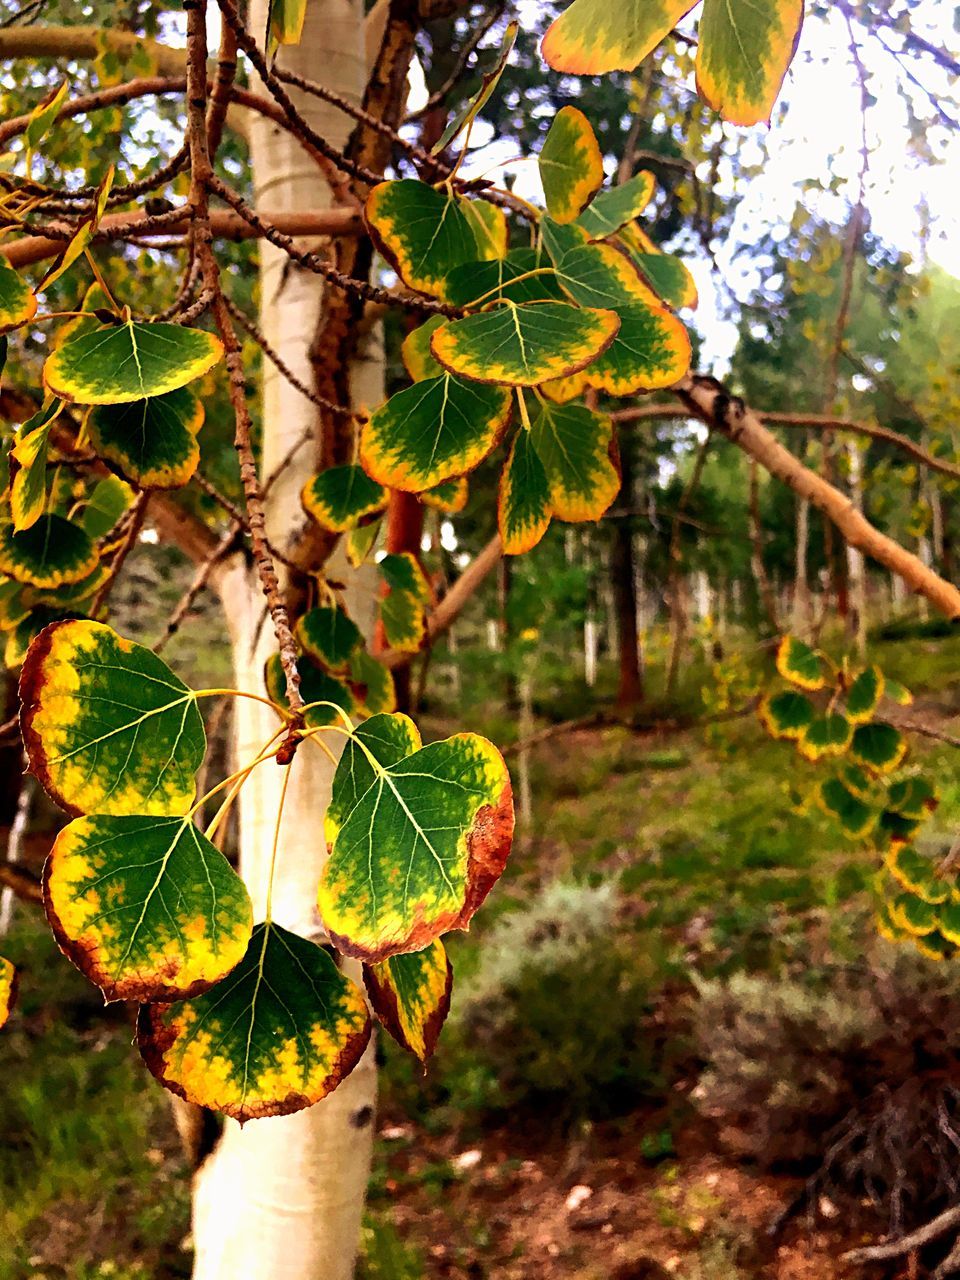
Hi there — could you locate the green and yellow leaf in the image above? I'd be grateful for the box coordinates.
[798,713,852,761]
[81,476,133,540]
[19,619,206,817]
[462,199,509,260]
[296,605,362,674]
[0,956,16,1030]
[576,172,656,239]
[539,106,605,225]
[884,677,913,706]
[845,666,884,723]
[379,552,430,654]
[937,900,960,947]
[349,648,397,719]
[542,0,696,76]
[581,299,691,395]
[443,251,564,308]
[301,464,388,533]
[0,255,38,335]
[432,21,517,154]
[365,940,453,1065]
[44,814,253,1002]
[758,689,814,740]
[362,375,511,492]
[87,388,204,489]
[23,80,69,151]
[885,845,949,905]
[431,302,619,387]
[138,922,371,1122]
[402,317,447,381]
[421,476,468,514]
[365,181,479,297]
[324,712,422,846]
[558,242,661,310]
[346,519,381,567]
[318,728,514,961]
[850,722,907,774]
[10,399,61,532]
[630,250,699,310]
[269,0,307,46]
[775,635,826,691]
[886,776,937,820]
[499,428,553,555]
[264,653,356,728]
[890,892,938,937]
[695,0,804,126]
[529,401,620,522]
[0,515,99,589]
[817,776,875,839]
[43,319,224,406]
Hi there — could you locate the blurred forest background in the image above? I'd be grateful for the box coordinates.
[2,0,960,1276]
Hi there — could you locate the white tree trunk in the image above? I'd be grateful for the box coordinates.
[193,4,382,1278]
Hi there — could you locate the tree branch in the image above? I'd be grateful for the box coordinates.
[674,375,960,621]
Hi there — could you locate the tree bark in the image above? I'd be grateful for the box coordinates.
[193,4,380,1279]
[612,442,643,707]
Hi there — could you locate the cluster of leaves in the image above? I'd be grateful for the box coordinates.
[299,99,693,601]
[10,617,513,1119]
[542,0,804,126]
[760,635,953,960]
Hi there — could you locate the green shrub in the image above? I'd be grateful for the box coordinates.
[448,881,666,1120]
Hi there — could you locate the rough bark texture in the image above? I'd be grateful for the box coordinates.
[194,4,380,1278]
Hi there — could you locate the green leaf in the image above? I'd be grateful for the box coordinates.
[23,81,69,150]
[499,428,553,555]
[539,106,605,225]
[884,677,913,706]
[937,900,960,947]
[540,217,590,266]
[296,605,362,674]
[775,635,826,691]
[365,181,479,297]
[39,164,114,293]
[629,250,699,310]
[264,653,356,728]
[10,400,61,532]
[817,777,875,839]
[886,776,937,820]
[542,0,696,76]
[557,242,661,310]
[379,552,430,654]
[798,713,852,761]
[0,956,16,1031]
[0,515,99,589]
[346,519,381,568]
[430,302,619,387]
[878,809,922,847]
[576,172,656,239]
[402,317,447,381]
[88,388,204,489]
[432,21,517,154]
[845,666,884,723]
[44,814,253,1002]
[20,619,206,817]
[318,728,514,961]
[890,892,938,937]
[462,199,509,260]
[81,476,133,540]
[911,931,954,962]
[758,689,814,740]
[268,0,307,46]
[443,250,564,308]
[582,299,691,395]
[138,922,371,1122]
[361,375,512,492]
[301,464,388,533]
[365,940,453,1065]
[421,476,468,514]
[0,256,37,335]
[696,0,804,126]
[43,320,224,406]
[325,712,422,846]
[529,401,620,522]
[349,648,396,719]
[850,722,907,774]
[885,845,949,904]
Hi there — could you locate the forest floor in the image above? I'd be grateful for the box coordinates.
[3,629,960,1280]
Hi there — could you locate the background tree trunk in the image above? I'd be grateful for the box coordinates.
[192,4,381,1278]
